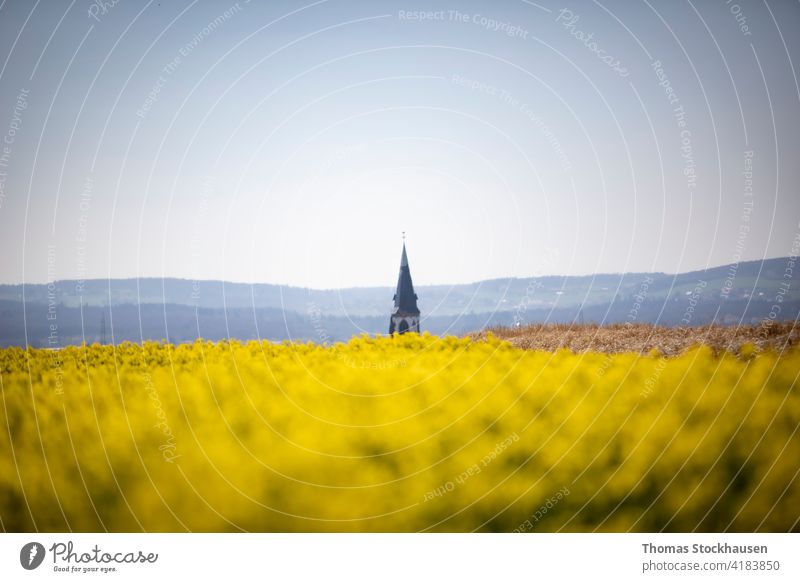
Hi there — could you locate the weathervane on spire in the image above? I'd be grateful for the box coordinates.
[402,231,406,242]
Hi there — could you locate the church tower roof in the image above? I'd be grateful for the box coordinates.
[393,241,419,315]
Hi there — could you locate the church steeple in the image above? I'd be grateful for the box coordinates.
[390,234,420,334]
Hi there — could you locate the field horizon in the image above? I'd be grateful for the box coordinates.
[1,256,798,347]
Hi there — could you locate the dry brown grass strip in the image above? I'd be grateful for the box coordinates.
[469,322,799,356]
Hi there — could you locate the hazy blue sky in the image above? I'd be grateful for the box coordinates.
[0,0,798,288]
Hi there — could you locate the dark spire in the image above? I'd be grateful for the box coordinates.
[392,241,419,315]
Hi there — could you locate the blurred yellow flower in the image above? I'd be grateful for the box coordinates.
[0,335,797,532]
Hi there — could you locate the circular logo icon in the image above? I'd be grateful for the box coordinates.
[20,542,46,570]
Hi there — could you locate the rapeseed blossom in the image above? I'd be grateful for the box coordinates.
[1,333,797,532]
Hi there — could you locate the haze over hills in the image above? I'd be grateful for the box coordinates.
[0,257,797,347]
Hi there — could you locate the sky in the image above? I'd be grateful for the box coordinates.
[0,0,798,288]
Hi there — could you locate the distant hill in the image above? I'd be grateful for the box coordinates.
[0,257,797,347]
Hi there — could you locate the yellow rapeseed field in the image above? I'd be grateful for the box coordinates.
[1,333,798,532]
